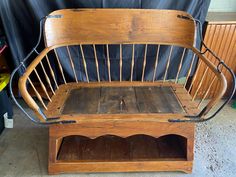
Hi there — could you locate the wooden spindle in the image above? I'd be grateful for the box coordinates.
[106,44,111,82]
[175,48,186,83]
[141,44,148,82]
[39,61,55,95]
[192,67,209,100]
[187,60,203,93]
[45,55,59,89]
[66,46,78,83]
[33,68,51,102]
[93,44,100,82]
[184,54,196,88]
[130,44,135,82]
[54,49,67,84]
[120,44,122,82]
[28,77,47,110]
[197,76,217,108]
[152,44,160,82]
[79,44,89,83]
[163,46,173,82]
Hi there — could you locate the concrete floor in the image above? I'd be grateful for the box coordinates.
[0,101,236,177]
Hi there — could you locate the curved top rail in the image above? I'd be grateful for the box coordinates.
[44,9,196,48]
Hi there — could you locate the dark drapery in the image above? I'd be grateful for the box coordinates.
[0,0,210,82]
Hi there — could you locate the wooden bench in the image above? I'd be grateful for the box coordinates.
[11,9,235,174]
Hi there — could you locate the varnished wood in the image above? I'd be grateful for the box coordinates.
[152,44,160,82]
[198,76,217,108]
[54,49,67,84]
[79,45,89,82]
[49,161,193,174]
[130,44,135,82]
[50,120,195,139]
[190,47,227,116]
[106,44,111,82]
[18,12,227,117]
[16,9,231,175]
[48,121,194,174]
[27,77,47,110]
[61,86,184,115]
[192,67,209,100]
[45,54,59,89]
[163,45,173,82]
[120,44,122,82]
[44,9,196,48]
[141,44,147,82]
[187,60,202,93]
[175,48,186,83]
[93,44,100,82]
[44,82,199,119]
[33,68,51,101]
[184,54,195,88]
[58,135,186,161]
[66,46,78,83]
[39,61,55,95]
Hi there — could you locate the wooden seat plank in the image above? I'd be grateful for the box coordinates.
[60,86,184,115]
[99,87,138,114]
[62,88,100,114]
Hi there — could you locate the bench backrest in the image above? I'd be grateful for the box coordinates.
[44,9,196,48]
[17,9,227,122]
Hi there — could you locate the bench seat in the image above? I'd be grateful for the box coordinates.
[45,82,199,123]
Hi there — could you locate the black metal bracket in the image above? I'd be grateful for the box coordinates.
[177,14,194,21]
[47,15,63,19]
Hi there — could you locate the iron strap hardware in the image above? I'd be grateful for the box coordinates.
[47,15,63,18]
[177,14,194,21]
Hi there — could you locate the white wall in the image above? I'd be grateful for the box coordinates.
[209,0,236,12]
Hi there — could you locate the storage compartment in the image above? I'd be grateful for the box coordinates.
[57,134,187,161]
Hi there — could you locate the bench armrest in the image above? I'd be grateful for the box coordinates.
[169,19,236,122]
[9,18,76,125]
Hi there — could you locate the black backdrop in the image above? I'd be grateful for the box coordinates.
[0,0,210,82]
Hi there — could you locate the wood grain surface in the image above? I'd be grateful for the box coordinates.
[62,86,184,115]
[44,9,196,48]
